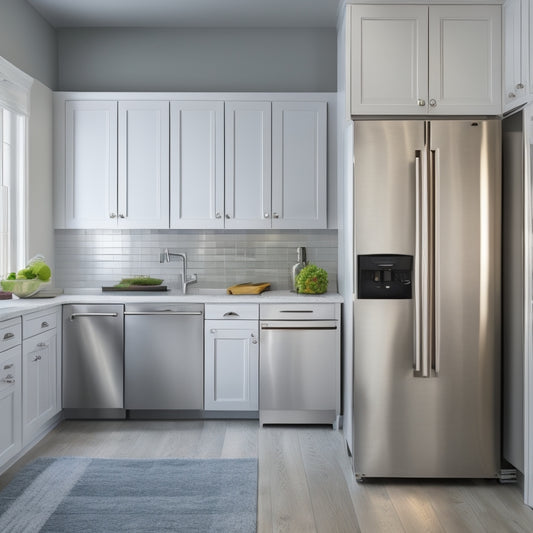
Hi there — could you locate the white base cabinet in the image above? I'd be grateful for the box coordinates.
[204,304,259,411]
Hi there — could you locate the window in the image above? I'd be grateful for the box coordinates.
[0,56,32,277]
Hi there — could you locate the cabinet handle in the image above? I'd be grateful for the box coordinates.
[417,99,426,107]
[41,321,49,328]
[509,92,516,99]
[223,311,239,317]
[3,332,14,340]
[264,212,270,218]
[110,213,117,218]
[3,364,13,370]
[2,375,15,384]
[225,214,231,219]
[251,333,258,344]
[119,214,125,219]
[37,342,48,348]
[215,212,222,219]
[429,99,437,107]
[517,83,525,90]
[32,355,42,362]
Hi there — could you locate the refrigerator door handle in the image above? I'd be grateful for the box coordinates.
[431,147,440,377]
[414,150,423,373]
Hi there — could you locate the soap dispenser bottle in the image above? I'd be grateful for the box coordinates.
[291,246,307,292]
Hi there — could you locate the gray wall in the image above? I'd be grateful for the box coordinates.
[0,0,57,88]
[57,28,336,91]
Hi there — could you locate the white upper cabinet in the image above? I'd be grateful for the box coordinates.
[349,4,502,116]
[64,100,169,229]
[118,101,169,228]
[272,101,327,229]
[349,5,428,115]
[503,0,529,110]
[224,102,271,229]
[65,101,118,228]
[170,101,224,229]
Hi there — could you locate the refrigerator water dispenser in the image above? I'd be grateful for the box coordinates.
[357,254,412,299]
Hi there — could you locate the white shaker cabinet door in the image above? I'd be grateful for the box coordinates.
[428,5,501,115]
[170,101,224,229]
[225,101,271,229]
[204,321,259,411]
[65,100,118,228]
[272,101,327,229]
[349,5,429,115]
[118,101,169,228]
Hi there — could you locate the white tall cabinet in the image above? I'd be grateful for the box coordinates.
[348,4,502,116]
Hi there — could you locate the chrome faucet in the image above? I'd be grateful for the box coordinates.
[160,249,197,294]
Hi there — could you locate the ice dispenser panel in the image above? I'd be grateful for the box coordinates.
[358,254,412,299]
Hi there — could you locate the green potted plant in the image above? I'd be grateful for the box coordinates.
[295,264,328,294]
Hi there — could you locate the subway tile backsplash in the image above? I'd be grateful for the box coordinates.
[54,230,338,291]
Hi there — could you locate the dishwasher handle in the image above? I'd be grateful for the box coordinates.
[261,320,337,330]
[70,312,119,320]
[124,311,203,316]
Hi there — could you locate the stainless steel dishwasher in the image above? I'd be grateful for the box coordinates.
[124,303,204,413]
[259,303,340,427]
[63,304,125,419]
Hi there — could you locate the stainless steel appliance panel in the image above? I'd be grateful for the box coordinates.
[353,120,501,478]
[124,303,204,410]
[63,304,124,410]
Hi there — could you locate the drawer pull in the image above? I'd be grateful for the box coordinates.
[37,342,48,348]
[3,364,13,370]
[32,355,42,362]
[280,310,313,313]
[41,321,49,328]
[223,312,239,317]
[3,332,15,340]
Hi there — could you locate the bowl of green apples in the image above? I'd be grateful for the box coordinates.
[1,256,52,298]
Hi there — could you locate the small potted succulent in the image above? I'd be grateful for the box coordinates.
[295,264,328,294]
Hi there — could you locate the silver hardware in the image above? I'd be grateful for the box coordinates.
[225,214,230,219]
[3,332,14,340]
[37,342,48,348]
[70,312,119,320]
[210,329,216,334]
[429,99,437,107]
[252,338,258,344]
[223,311,239,317]
[280,310,313,313]
[41,321,49,328]
[159,249,198,294]
[264,212,270,218]
[32,355,42,362]
[110,213,117,218]
[273,213,279,219]
[124,311,202,316]
[417,99,426,107]
[2,375,15,384]
[119,214,125,219]
[517,83,525,90]
[509,92,516,99]
[3,364,13,370]
[215,212,221,219]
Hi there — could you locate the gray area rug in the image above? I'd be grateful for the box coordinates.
[0,457,257,532]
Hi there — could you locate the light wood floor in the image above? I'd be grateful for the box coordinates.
[1,420,533,532]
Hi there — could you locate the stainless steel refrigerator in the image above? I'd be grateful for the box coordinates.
[352,120,501,479]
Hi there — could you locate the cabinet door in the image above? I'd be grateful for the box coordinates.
[349,5,428,115]
[118,101,169,228]
[0,346,21,467]
[428,5,501,115]
[204,321,258,411]
[272,101,327,229]
[22,329,57,446]
[170,101,224,229]
[225,102,271,229]
[65,100,118,228]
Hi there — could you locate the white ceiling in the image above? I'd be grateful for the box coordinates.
[27,0,340,28]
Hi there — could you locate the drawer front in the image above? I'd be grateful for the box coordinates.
[0,317,22,352]
[260,303,336,320]
[23,309,57,339]
[205,304,259,320]
[0,345,21,392]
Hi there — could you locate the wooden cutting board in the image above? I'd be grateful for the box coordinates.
[226,282,271,295]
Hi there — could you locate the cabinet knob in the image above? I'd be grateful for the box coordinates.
[118,214,125,219]
[273,213,279,219]
[37,342,48,348]
[264,212,270,218]
[3,332,14,340]
[110,213,117,219]
[41,321,49,328]
[517,83,525,90]
[32,355,42,362]
[429,99,437,107]
[2,375,15,384]
[509,92,516,99]
[417,99,426,107]
[3,364,13,370]
[225,214,231,219]
[215,212,221,219]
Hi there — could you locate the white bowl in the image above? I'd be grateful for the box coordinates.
[0,279,49,298]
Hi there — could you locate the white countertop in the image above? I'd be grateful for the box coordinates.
[0,289,343,321]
